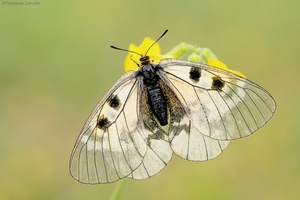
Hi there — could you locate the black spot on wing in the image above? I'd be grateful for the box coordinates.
[189,67,201,82]
[97,115,110,130]
[211,76,225,91]
[107,95,121,110]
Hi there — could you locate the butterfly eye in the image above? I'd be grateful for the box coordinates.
[139,56,149,61]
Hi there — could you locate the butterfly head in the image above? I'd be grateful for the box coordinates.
[139,55,150,66]
[111,30,168,69]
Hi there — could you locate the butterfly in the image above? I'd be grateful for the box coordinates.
[69,30,276,184]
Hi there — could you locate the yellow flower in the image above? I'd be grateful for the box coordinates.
[207,58,246,78]
[123,38,246,79]
[124,37,164,72]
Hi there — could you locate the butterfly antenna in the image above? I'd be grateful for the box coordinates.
[130,55,140,67]
[110,45,142,57]
[145,29,168,56]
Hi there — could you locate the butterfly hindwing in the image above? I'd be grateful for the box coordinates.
[159,58,276,141]
[127,77,173,180]
[159,79,230,161]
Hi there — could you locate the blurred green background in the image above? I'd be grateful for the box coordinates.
[0,0,299,199]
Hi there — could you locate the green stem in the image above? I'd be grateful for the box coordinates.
[108,179,127,200]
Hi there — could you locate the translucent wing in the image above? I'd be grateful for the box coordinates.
[159,80,230,161]
[70,56,276,183]
[159,58,276,141]
[70,72,172,184]
[127,83,173,179]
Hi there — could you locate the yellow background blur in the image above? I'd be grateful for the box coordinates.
[0,0,299,199]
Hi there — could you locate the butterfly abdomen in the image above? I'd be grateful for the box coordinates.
[147,84,168,126]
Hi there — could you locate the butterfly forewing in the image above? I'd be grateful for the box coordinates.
[70,72,148,184]
[160,58,276,140]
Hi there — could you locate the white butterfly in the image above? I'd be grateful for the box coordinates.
[70,31,276,184]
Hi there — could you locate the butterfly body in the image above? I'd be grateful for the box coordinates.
[70,52,276,184]
[140,56,168,126]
